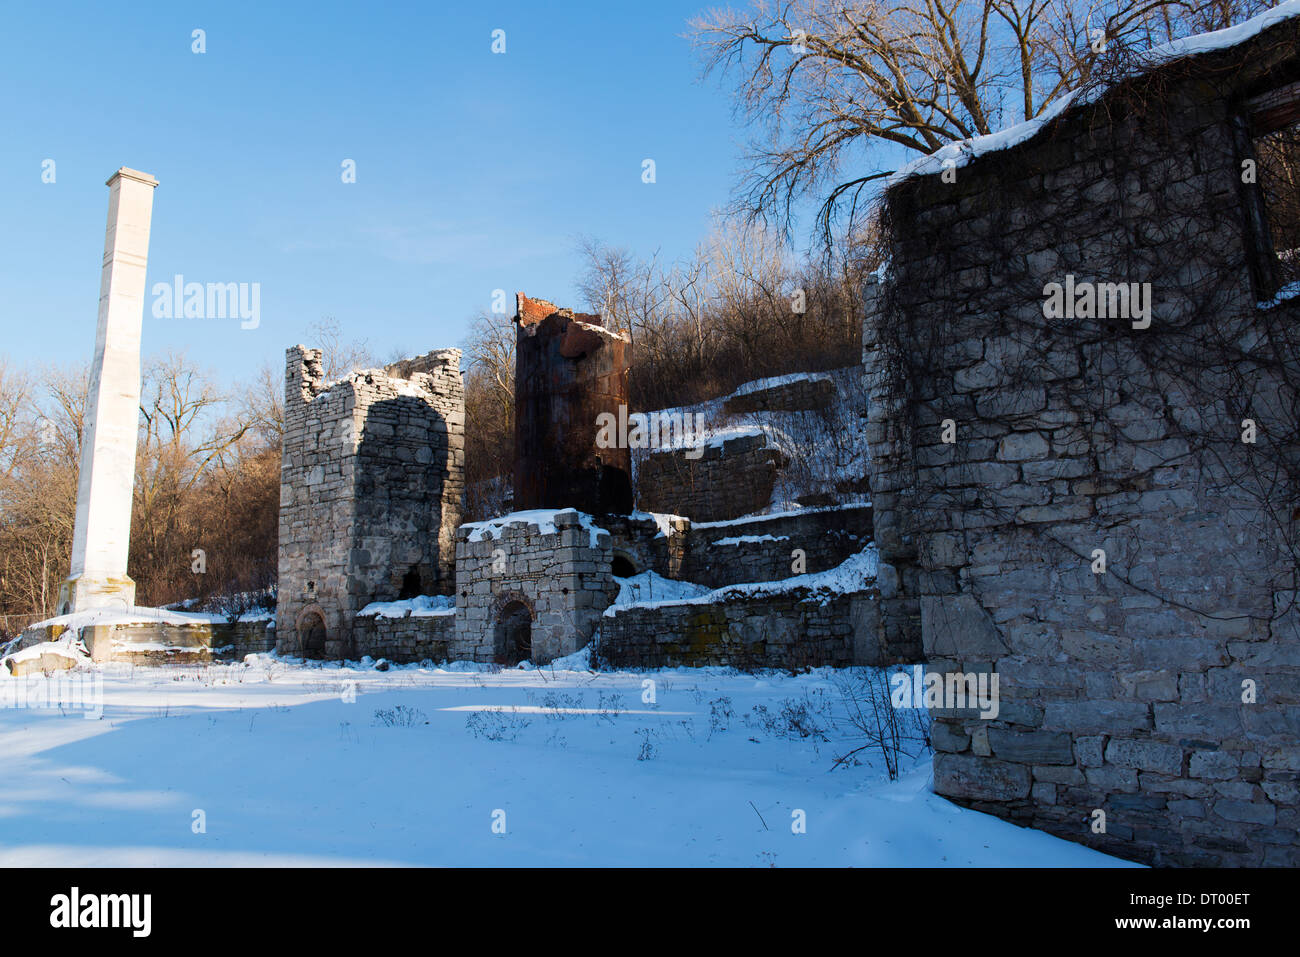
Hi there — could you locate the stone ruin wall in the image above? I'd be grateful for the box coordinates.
[597,503,889,670]
[868,24,1300,866]
[682,503,873,588]
[278,346,464,659]
[348,501,880,669]
[352,611,455,664]
[637,431,788,522]
[454,511,616,664]
[598,589,882,671]
[721,373,836,415]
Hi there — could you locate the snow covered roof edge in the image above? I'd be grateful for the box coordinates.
[888,1,1300,188]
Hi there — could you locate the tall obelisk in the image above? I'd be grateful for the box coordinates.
[58,168,159,615]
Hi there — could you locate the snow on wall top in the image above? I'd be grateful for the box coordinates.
[27,605,268,633]
[313,368,437,401]
[460,508,609,548]
[603,545,879,617]
[357,595,456,619]
[570,319,631,345]
[650,423,780,457]
[728,371,834,398]
[628,510,688,538]
[712,533,791,547]
[690,501,872,530]
[888,89,1083,187]
[889,0,1300,187]
[607,571,712,609]
[1145,0,1300,63]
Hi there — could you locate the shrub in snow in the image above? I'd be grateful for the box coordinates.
[465,710,529,742]
[831,670,931,781]
[372,705,427,727]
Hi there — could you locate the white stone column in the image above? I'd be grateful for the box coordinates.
[59,168,159,615]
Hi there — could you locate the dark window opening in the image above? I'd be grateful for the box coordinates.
[398,566,422,600]
[1256,123,1300,291]
[611,555,637,578]
[1243,80,1300,298]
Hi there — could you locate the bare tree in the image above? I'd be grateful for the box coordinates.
[0,364,86,627]
[575,217,864,409]
[0,354,283,628]
[0,360,33,487]
[239,361,285,447]
[132,352,251,604]
[576,237,637,333]
[462,310,518,519]
[307,316,378,380]
[691,0,1274,241]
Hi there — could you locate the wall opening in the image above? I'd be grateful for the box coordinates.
[1243,78,1300,296]
[299,611,328,660]
[494,601,532,665]
[611,554,638,578]
[398,566,422,600]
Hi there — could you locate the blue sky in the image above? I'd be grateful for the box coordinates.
[0,0,747,383]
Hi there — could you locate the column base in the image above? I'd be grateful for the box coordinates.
[57,574,136,617]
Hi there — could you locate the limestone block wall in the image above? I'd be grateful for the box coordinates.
[722,373,836,415]
[278,346,464,660]
[600,512,692,580]
[352,613,456,663]
[637,431,788,523]
[80,620,275,664]
[868,19,1300,866]
[598,590,882,670]
[454,510,617,664]
[682,504,873,588]
[222,621,277,658]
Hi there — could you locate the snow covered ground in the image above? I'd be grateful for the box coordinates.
[0,655,1134,867]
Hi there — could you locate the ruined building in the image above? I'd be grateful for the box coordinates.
[513,292,633,514]
[865,9,1300,866]
[262,293,884,671]
[277,346,465,658]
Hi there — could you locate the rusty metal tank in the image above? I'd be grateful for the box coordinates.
[513,292,633,515]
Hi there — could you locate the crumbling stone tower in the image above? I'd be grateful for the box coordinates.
[278,346,465,658]
[513,293,633,514]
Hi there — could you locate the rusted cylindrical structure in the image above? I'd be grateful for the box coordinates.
[514,292,633,514]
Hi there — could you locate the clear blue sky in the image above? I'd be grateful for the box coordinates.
[0,0,746,384]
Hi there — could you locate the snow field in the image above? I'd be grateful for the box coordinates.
[0,655,1133,867]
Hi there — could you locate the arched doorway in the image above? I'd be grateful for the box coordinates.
[494,600,533,665]
[298,610,328,659]
[611,554,638,578]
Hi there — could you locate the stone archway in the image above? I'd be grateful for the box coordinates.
[295,605,329,660]
[496,601,532,664]
[611,551,639,578]
[489,591,535,665]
